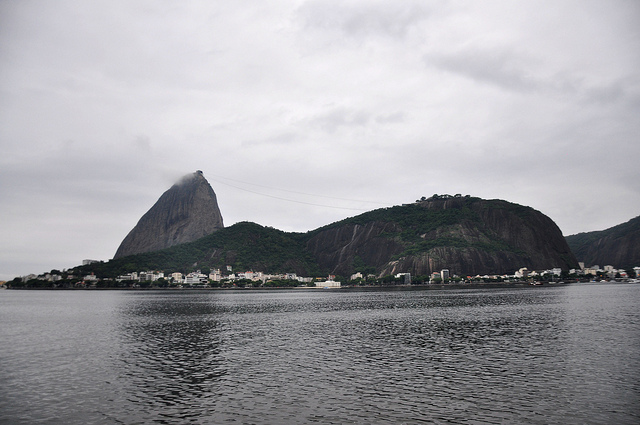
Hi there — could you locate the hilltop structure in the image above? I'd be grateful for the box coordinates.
[114,171,224,259]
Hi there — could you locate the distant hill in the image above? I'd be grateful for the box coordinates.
[114,171,224,258]
[78,195,577,279]
[565,215,640,269]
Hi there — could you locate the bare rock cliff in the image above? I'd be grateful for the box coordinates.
[305,196,577,277]
[114,171,223,259]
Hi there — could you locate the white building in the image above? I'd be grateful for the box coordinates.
[184,272,208,285]
[117,272,138,281]
[315,280,341,288]
[209,269,221,282]
[139,271,163,282]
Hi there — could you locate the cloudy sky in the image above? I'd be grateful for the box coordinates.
[1,0,639,280]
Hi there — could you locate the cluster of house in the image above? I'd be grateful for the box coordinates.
[443,263,640,282]
[113,268,341,288]
[572,263,640,279]
[382,262,640,284]
[11,262,639,288]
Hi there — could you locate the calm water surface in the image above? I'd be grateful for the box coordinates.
[1,284,638,424]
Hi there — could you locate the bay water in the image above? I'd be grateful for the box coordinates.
[1,283,638,424]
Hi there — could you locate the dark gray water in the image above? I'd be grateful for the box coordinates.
[1,283,638,424]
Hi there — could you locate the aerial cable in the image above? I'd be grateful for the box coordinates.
[207,173,389,206]
[208,177,371,212]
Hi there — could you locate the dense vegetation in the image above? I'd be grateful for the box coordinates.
[312,195,522,260]
[74,221,325,279]
[313,196,482,237]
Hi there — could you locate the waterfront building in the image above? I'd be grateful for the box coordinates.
[184,272,208,285]
[315,280,341,288]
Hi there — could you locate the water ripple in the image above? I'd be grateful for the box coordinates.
[1,285,639,424]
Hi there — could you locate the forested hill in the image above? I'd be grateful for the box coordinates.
[565,215,640,269]
[304,195,577,277]
[75,195,578,280]
[78,221,322,278]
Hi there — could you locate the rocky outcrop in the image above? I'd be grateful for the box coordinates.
[565,215,640,269]
[114,171,223,259]
[305,221,405,273]
[306,196,578,276]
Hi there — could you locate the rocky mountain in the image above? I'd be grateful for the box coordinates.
[565,215,640,269]
[305,195,578,277]
[113,171,224,259]
[100,194,576,278]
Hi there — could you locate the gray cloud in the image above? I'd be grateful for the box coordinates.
[242,132,298,147]
[297,0,435,39]
[375,112,405,124]
[308,107,371,133]
[428,45,640,109]
[427,47,540,92]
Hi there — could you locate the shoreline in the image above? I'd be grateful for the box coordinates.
[3,281,582,291]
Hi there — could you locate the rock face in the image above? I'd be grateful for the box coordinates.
[565,215,640,269]
[109,190,579,278]
[114,171,223,259]
[305,196,578,276]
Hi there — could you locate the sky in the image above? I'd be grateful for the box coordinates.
[1,0,639,280]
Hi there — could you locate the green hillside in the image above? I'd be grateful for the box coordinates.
[76,221,325,278]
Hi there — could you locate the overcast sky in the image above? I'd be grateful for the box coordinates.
[1,0,639,280]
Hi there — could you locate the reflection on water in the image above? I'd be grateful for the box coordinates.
[0,284,638,424]
[114,294,226,422]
